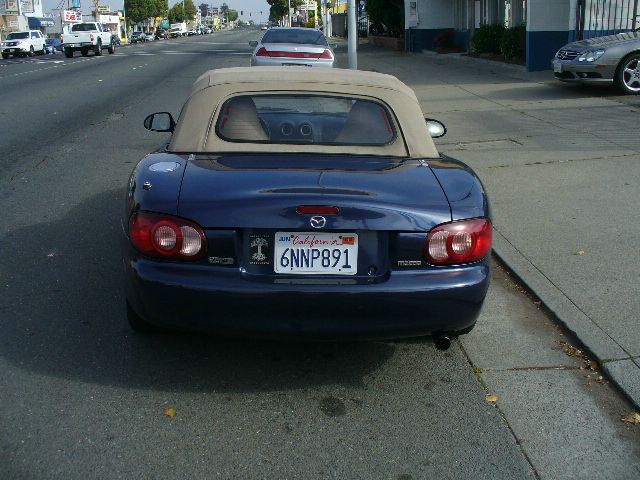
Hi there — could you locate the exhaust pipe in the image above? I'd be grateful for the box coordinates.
[434,335,452,351]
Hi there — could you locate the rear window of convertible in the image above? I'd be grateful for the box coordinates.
[215,95,397,146]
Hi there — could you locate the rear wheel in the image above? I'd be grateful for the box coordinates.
[28,46,34,57]
[126,301,158,333]
[40,44,47,55]
[81,48,89,57]
[614,53,640,95]
[64,48,73,58]
[1,53,8,59]
[94,40,102,56]
[108,41,115,54]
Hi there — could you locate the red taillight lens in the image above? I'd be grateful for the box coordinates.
[424,218,492,265]
[256,47,269,56]
[319,49,333,59]
[130,212,207,260]
[90,34,94,42]
[296,205,340,215]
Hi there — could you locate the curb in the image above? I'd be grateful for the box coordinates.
[421,49,527,73]
[492,229,640,409]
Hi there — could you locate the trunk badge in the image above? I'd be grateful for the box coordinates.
[310,216,326,229]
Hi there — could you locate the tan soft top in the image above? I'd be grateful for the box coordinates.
[169,67,439,158]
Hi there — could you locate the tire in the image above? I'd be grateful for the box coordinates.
[94,40,102,56]
[108,41,115,54]
[64,48,73,58]
[40,45,47,55]
[28,46,34,57]
[614,53,640,95]
[126,301,157,333]
[81,48,89,57]
[1,53,8,59]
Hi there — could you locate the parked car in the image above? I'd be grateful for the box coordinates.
[154,29,168,40]
[553,29,640,94]
[123,67,491,346]
[45,37,63,54]
[249,27,336,68]
[1,30,46,58]
[130,32,145,43]
[61,22,115,57]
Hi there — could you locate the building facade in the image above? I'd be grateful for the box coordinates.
[404,0,639,71]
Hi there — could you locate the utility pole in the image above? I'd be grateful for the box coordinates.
[288,0,291,27]
[347,0,356,69]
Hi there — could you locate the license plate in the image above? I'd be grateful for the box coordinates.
[553,60,562,73]
[274,232,358,275]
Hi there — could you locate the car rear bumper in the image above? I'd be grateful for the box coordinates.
[251,57,334,68]
[124,251,490,339]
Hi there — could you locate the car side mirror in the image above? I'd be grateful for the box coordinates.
[249,40,258,47]
[144,112,175,133]
[425,118,446,138]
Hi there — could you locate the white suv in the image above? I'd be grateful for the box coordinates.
[1,30,47,58]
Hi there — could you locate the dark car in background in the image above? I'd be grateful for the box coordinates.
[45,38,63,54]
[130,31,146,43]
[122,67,491,346]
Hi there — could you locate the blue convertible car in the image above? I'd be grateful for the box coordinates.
[123,67,491,347]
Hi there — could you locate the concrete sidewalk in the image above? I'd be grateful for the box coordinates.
[351,43,640,408]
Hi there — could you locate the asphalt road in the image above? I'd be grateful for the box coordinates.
[1,29,638,479]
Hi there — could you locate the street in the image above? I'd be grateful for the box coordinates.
[1,28,639,479]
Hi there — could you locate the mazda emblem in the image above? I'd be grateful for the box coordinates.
[310,216,326,229]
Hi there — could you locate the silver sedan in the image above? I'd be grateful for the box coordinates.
[552,30,640,94]
[249,27,336,68]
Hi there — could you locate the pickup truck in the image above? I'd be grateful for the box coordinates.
[61,22,115,58]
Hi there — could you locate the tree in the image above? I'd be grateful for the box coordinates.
[227,9,238,22]
[220,2,229,16]
[124,0,151,23]
[267,0,302,23]
[168,0,197,23]
[151,0,168,19]
[366,0,404,37]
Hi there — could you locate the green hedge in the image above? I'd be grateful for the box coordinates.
[500,24,526,60]
[471,24,505,54]
[471,24,527,60]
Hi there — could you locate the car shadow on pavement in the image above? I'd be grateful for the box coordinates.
[0,189,396,393]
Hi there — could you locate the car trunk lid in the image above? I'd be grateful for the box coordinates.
[177,155,451,231]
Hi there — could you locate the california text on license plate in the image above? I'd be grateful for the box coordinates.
[274,232,358,275]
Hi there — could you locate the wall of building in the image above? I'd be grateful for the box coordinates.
[526,0,571,71]
[405,0,456,52]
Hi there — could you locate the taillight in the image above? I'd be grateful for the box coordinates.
[90,34,94,42]
[424,218,492,265]
[319,49,333,59]
[130,212,207,260]
[60,34,64,43]
[296,205,340,215]
[256,47,269,56]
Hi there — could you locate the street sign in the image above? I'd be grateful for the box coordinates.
[63,10,82,22]
[5,0,19,14]
[97,4,110,14]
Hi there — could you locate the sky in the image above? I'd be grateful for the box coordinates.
[42,0,271,23]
